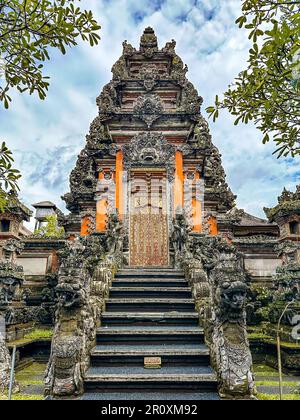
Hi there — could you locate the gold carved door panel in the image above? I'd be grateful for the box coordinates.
[129,171,169,267]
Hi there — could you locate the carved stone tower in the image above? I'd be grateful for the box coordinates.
[265,185,300,264]
[62,28,235,267]
[265,186,300,240]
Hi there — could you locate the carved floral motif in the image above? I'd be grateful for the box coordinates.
[133,94,163,128]
[190,117,212,149]
[180,81,203,114]
[86,117,111,150]
[205,146,236,210]
[95,173,116,215]
[96,82,118,114]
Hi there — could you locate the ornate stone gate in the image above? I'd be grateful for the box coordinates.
[61,27,236,267]
[46,27,256,400]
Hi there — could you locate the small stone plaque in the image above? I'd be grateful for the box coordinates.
[144,357,162,369]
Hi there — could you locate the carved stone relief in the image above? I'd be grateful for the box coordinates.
[133,94,164,128]
[123,132,175,179]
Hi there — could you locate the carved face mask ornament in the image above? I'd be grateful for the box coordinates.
[0,277,19,305]
[220,281,248,321]
[140,148,159,164]
[56,280,85,309]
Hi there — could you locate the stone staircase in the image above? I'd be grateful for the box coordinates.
[82,269,219,400]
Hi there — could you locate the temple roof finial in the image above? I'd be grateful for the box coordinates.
[264,184,300,222]
[140,27,158,55]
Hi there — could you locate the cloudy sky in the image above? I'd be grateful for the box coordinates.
[0,0,299,229]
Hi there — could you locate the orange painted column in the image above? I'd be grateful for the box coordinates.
[174,151,184,213]
[208,216,218,236]
[192,172,202,232]
[96,172,108,232]
[81,216,91,236]
[115,150,124,219]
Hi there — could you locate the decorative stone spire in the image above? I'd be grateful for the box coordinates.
[264,184,300,223]
[139,27,158,56]
[63,28,236,235]
[264,184,300,240]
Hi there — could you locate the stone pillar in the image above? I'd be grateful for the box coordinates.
[115,150,124,220]
[80,216,91,236]
[96,172,108,232]
[0,332,11,394]
[174,151,184,213]
[208,216,218,235]
[192,172,202,232]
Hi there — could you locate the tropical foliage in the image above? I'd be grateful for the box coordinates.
[34,214,65,238]
[207,0,300,157]
[0,141,21,212]
[0,0,101,107]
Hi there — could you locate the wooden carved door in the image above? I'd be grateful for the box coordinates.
[129,170,169,267]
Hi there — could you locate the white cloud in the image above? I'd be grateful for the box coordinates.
[0,0,298,228]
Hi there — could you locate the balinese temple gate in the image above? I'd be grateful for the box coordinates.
[42,28,263,400]
[1,28,300,401]
[62,27,235,267]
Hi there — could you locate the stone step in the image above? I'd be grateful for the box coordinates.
[90,347,210,366]
[90,352,211,367]
[109,287,192,299]
[87,366,215,376]
[96,326,204,345]
[84,365,218,392]
[116,272,184,280]
[80,391,220,400]
[105,298,195,313]
[112,278,188,287]
[101,312,199,327]
[90,344,210,360]
[98,325,204,332]
[80,264,218,400]
[118,269,183,273]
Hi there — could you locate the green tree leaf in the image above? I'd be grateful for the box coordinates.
[0,141,21,212]
[34,215,65,238]
[206,0,300,158]
[0,0,101,107]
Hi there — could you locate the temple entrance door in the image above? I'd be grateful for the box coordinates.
[129,170,169,267]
